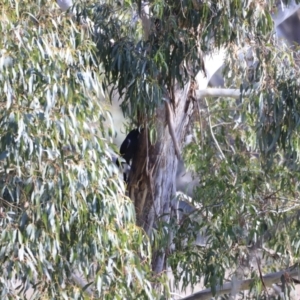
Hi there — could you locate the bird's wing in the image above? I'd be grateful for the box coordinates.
[120,138,131,156]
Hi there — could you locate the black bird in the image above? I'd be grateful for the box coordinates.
[116,128,140,181]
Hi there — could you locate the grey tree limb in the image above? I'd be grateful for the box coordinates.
[271,0,300,27]
[181,264,300,300]
[195,88,251,100]
[140,1,151,40]
[165,100,182,160]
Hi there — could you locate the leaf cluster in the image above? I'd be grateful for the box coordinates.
[175,85,300,296]
[91,0,289,125]
[0,2,156,298]
[224,36,300,165]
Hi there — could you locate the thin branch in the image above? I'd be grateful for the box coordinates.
[259,203,300,214]
[0,197,23,210]
[181,264,300,300]
[204,98,235,178]
[211,121,235,128]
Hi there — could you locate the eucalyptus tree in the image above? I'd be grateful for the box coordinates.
[92,0,300,298]
[0,1,156,299]
[1,0,300,299]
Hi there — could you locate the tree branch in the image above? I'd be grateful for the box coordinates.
[165,100,181,160]
[272,0,300,27]
[139,1,151,40]
[181,264,300,300]
[195,88,251,100]
[203,97,235,179]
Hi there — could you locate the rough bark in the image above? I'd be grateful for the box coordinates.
[128,81,193,273]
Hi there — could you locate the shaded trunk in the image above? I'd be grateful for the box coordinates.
[128,82,193,273]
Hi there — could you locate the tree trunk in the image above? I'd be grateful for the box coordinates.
[128,81,193,273]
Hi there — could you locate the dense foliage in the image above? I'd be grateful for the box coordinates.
[94,0,278,121]
[0,1,155,298]
[179,95,300,296]
[173,38,300,296]
[1,0,300,299]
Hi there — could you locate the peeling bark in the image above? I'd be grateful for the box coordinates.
[140,1,151,40]
[165,100,182,160]
[128,82,193,273]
